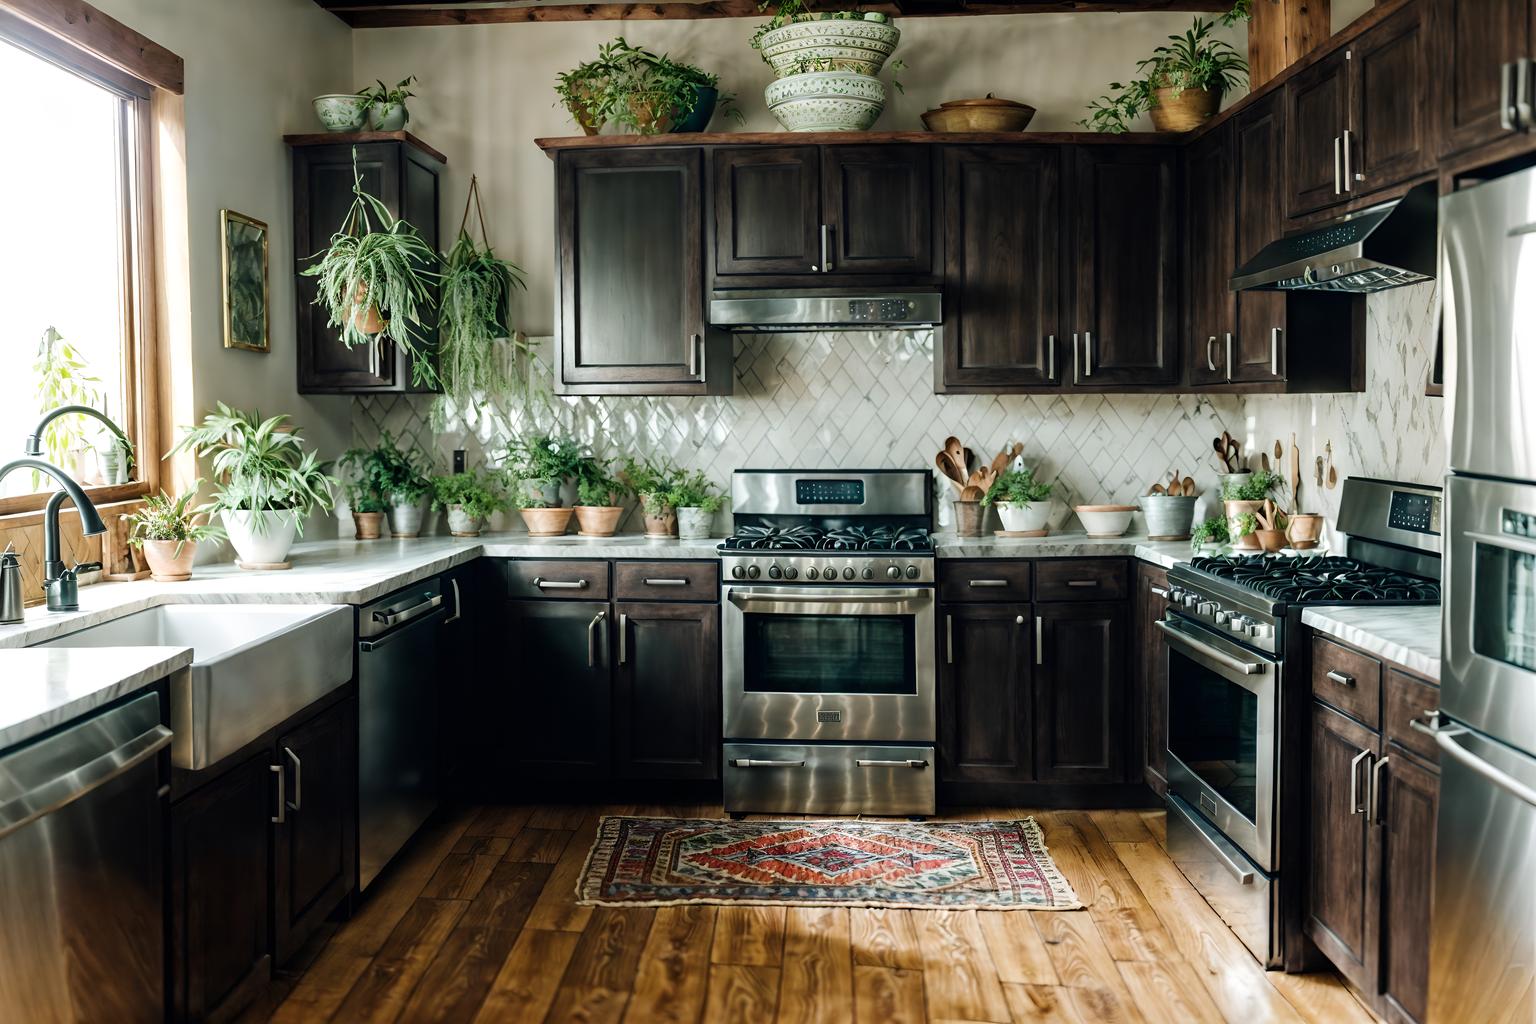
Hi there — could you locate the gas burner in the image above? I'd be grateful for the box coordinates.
[722,524,933,553]
[721,525,823,550]
[1189,554,1441,604]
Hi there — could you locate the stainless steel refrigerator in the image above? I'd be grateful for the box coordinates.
[1433,164,1536,1024]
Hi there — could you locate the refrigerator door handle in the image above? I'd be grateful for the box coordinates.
[1432,723,1536,809]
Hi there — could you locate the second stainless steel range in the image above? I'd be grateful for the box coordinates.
[721,470,936,817]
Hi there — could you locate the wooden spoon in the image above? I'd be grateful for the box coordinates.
[960,485,984,501]
[1182,476,1195,496]
[990,449,1011,476]
[1150,483,1166,496]
[935,453,964,492]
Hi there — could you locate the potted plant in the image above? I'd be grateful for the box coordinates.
[573,459,629,537]
[506,432,585,506]
[752,1,901,132]
[32,327,105,488]
[169,404,336,567]
[1221,469,1283,551]
[981,467,1053,534]
[126,485,224,582]
[667,471,725,540]
[603,38,739,135]
[516,491,576,537]
[99,433,135,486]
[1191,514,1230,551]
[347,487,388,540]
[360,75,417,131]
[432,469,506,537]
[340,432,433,537]
[1079,16,1247,133]
[620,455,680,538]
[302,151,440,389]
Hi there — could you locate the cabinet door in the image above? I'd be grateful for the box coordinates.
[1307,701,1378,993]
[556,148,715,392]
[713,147,821,276]
[1134,564,1171,794]
[1034,601,1128,783]
[1351,5,1431,198]
[1068,146,1180,387]
[940,146,1062,389]
[170,753,272,1022]
[1376,746,1438,1024]
[1184,125,1236,388]
[1435,0,1535,157]
[823,145,934,275]
[1286,50,1352,217]
[273,697,358,966]
[1233,94,1288,383]
[938,602,1034,783]
[613,602,721,780]
[440,564,480,785]
[498,599,612,779]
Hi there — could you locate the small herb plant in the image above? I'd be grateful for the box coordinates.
[1079,15,1248,133]
[1191,514,1230,549]
[506,433,587,482]
[127,485,225,556]
[575,459,628,507]
[169,404,336,531]
[302,149,439,387]
[359,75,417,122]
[619,454,681,513]
[668,470,725,512]
[339,431,431,514]
[981,467,1052,507]
[431,469,507,520]
[1221,469,1284,502]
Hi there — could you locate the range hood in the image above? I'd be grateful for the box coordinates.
[709,289,942,332]
[1230,181,1437,293]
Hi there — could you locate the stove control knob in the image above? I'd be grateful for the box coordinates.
[886,566,902,580]
[746,565,761,580]
[1197,601,1217,617]
[768,565,782,580]
[904,565,920,580]
[783,566,798,580]
[1228,615,1252,634]
[844,567,857,581]
[1250,622,1274,640]
[1166,587,1184,604]
[861,567,874,580]
[731,565,745,580]
[1213,609,1231,625]
[824,566,837,580]
[1181,593,1201,608]
[806,567,819,580]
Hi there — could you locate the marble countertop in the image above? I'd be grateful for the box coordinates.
[0,646,193,749]
[932,531,1195,570]
[1301,605,1442,681]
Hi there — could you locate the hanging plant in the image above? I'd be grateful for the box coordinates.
[302,147,440,388]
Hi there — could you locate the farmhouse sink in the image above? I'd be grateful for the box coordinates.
[38,604,353,769]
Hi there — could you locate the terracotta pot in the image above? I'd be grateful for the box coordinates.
[952,499,985,538]
[1149,85,1220,132]
[1224,499,1265,550]
[353,511,385,540]
[520,506,575,537]
[566,83,604,135]
[642,506,677,539]
[1254,528,1288,553]
[1286,513,1325,550]
[141,539,196,582]
[351,280,386,335]
[627,95,676,135]
[574,505,624,537]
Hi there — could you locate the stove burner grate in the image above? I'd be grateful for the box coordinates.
[722,524,933,553]
[1189,554,1440,604]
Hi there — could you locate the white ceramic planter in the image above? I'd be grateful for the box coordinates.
[757,16,901,78]
[766,71,884,132]
[676,507,715,540]
[369,102,409,131]
[446,505,484,537]
[996,500,1051,533]
[388,496,425,538]
[313,94,367,132]
[519,477,562,507]
[222,509,300,565]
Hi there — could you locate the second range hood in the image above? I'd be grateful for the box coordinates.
[1231,181,1437,293]
[709,289,942,332]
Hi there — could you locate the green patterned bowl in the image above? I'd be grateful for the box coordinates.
[312,94,367,132]
[766,71,885,132]
[758,16,901,78]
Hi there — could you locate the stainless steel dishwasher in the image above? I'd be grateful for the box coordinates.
[358,576,447,889]
[0,691,171,1022]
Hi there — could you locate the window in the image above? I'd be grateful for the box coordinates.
[0,19,153,507]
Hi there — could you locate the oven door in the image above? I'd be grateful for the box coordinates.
[1159,615,1279,871]
[1445,474,1536,755]
[723,586,936,744]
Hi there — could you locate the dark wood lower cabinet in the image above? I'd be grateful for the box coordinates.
[1308,700,1378,992]
[1134,563,1171,794]
[938,602,1034,784]
[1376,744,1438,1024]
[1034,601,1128,783]
[499,598,613,780]
[613,601,721,780]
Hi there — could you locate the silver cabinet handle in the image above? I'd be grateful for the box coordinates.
[1517,59,1535,132]
[643,578,689,587]
[820,223,832,273]
[945,614,954,664]
[1016,615,1025,624]
[1503,61,1518,131]
[1150,586,1170,599]
[688,333,701,377]
[968,579,1010,588]
[1035,615,1043,666]
[373,593,443,627]
[368,340,380,378]
[731,758,806,768]
[1349,749,1372,815]
[1066,579,1099,588]
[1046,335,1056,381]
[1084,331,1094,377]
[1224,333,1233,381]
[1370,754,1389,824]
[1334,135,1342,195]
[1326,670,1355,688]
[618,612,628,665]
[534,577,588,590]
[1073,332,1080,383]
[285,746,302,812]
[855,759,929,768]
[587,610,605,667]
[1343,127,1355,189]
[1206,336,1217,373]
[1270,327,1281,377]
[270,763,286,824]
[444,577,462,624]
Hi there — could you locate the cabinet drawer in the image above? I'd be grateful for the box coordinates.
[1034,559,1128,602]
[1311,635,1381,729]
[938,561,1032,602]
[496,559,610,600]
[1385,668,1439,766]
[614,560,719,601]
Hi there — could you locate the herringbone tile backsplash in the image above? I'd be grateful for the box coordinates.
[354,331,1244,533]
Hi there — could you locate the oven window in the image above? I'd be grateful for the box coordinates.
[743,614,916,695]
[1168,649,1259,821]
[1474,543,1536,672]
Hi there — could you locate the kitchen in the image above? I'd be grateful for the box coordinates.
[0,0,1524,1021]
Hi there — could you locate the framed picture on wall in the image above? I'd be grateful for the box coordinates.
[221,209,269,352]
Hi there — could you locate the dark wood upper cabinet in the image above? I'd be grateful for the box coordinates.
[1308,700,1378,994]
[937,145,1062,391]
[823,145,935,275]
[1134,563,1171,795]
[556,147,729,395]
[1068,146,1180,387]
[1184,125,1236,388]
[499,598,613,779]
[1034,600,1128,783]
[289,136,443,394]
[1351,4,1432,199]
[1286,49,1354,218]
[1435,0,1535,158]
[1233,94,1289,383]
[713,147,821,276]
[613,601,721,780]
[938,601,1035,784]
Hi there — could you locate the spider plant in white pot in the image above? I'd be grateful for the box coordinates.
[169,404,336,567]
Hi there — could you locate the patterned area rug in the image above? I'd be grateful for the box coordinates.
[577,817,1082,910]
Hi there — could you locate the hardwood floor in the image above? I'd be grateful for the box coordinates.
[253,804,1375,1024]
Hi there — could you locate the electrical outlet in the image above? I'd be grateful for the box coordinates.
[452,449,466,474]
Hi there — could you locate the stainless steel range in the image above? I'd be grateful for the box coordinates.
[1161,477,1441,970]
[720,469,936,817]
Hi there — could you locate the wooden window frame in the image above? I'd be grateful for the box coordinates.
[0,9,160,517]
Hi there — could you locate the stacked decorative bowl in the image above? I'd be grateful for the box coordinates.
[760,14,899,132]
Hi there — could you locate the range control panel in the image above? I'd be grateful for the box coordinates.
[1388,489,1441,535]
[794,479,865,505]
